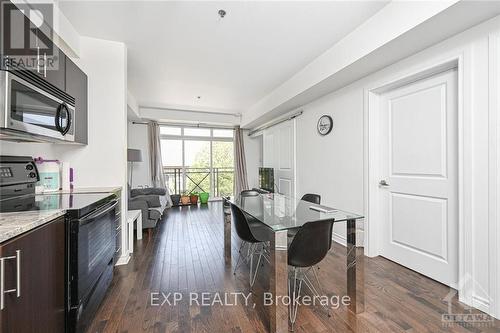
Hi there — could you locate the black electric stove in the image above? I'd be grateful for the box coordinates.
[0,156,118,333]
[0,192,115,218]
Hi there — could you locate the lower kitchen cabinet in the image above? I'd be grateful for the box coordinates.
[0,216,65,332]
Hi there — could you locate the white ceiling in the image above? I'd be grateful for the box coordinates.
[58,1,387,114]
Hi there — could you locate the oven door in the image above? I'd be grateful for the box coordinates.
[70,200,117,304]
[1,71,75,141]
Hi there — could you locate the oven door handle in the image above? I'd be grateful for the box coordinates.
[78,200,118,226]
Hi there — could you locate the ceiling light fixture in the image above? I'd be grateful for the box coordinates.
[218,9,226,18]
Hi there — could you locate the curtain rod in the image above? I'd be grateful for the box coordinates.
[132,121,236,130]
[248,110,303,136]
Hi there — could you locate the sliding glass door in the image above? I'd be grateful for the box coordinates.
[160,126,234,197]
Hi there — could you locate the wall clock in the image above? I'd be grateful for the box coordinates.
[317,115,333,136]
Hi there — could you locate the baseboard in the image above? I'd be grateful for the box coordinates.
[472,295,490,313]
[332,232,346,246]
[332,229,364,247]
[115,253,130,266]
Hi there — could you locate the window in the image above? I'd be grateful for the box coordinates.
[213,129,234,138]
[160,125,234,197]
[184,127,210,137]
[160,139,182,167]
[160,126,181,136]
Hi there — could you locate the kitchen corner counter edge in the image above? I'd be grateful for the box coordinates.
[0,210,66,243]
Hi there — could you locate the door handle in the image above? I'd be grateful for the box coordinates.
[379,180,390,187]
[0,250,21,310]
[36,47,40,73]
[43,53,47,77]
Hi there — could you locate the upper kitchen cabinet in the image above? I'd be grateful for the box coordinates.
[0,0,66,92]
[40,33,66,92]
[65,57,88,144]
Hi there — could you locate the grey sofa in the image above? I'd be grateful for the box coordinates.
[128,186,168,231]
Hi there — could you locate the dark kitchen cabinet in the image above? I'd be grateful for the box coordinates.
[65,57,88,144]
[43,46,66,92]
[1,0,66,92]
[0,216,66,333]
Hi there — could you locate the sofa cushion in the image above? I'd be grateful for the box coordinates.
[148,208,162,221]
[131,187,167,197]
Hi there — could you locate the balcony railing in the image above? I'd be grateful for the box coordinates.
[163,167,234,197]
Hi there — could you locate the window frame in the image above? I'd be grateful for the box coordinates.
[160,125,234,196]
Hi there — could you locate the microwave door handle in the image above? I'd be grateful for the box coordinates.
[78,200,118,226]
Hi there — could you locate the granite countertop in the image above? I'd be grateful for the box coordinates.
[0,210,66,243]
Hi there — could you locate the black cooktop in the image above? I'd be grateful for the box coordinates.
[0,192,116,218]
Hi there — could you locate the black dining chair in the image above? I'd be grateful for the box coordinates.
[288,193,322,240]
[301,193,321,205]
[231,203,268,288]
[240,189,260,197]
[288,218,334,330]
[240,190,272,243]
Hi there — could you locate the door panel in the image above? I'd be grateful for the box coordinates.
[390,193,448,261]
[390,85,447,177]
[263,120,295,197]
[380,69,458,287]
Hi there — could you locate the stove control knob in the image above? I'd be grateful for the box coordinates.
[26,164,34,170]
[29,172,37,178]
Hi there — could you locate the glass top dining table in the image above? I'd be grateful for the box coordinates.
[221,193,365,333]
[227,193,364,231]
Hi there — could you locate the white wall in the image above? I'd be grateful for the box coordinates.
[293,16,500,318]
[296,85,364,246]
[243,131,262,189]
[127,122,151,188]
[0,36,129,260]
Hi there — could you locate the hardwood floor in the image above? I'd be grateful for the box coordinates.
[87,203,500,333]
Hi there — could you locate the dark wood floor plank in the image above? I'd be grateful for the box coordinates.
[86,202,500,333]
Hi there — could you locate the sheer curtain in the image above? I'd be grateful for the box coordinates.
[148,121,172,207]
[233,126,249,196]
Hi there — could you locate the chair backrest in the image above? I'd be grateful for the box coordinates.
[241,190,260,197]
[288,219,334,267]
[230,204,260,243]
[301,193,321,205]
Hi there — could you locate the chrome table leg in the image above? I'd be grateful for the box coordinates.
[346,219,365,314]
[269,230,289,333]
[223,201,231,265]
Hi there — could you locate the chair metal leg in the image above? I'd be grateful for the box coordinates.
[250,247,263,287]
[234,242,268,290]
[233,242,246,275]
[289,267,302,331]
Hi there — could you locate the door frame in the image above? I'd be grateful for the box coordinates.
[363,56,472,304]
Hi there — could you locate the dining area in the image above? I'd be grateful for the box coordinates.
[222,190,365,333]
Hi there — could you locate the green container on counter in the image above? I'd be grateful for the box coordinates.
[199,192,210,204]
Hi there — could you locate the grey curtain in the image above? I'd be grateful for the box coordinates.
[148,121,172,207]
[233,126,249,196]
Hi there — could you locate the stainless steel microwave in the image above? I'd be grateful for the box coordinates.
[0,70,75,142]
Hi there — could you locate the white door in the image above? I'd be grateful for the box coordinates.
[379,69,458,287]
[263,119,296,197]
